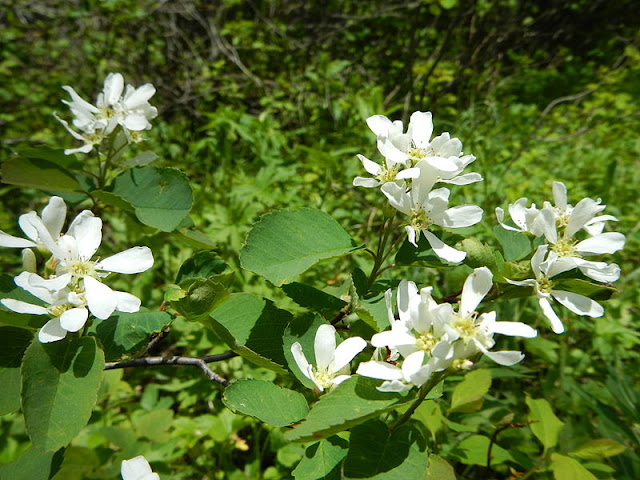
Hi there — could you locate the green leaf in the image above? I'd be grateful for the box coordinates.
[526,397,565,450]
[0,326,34,415]
[451,434,513,466]
[175,251,232,284]
[0,446,64,480]
[293,436,348,480]
[426,454,457,480]
[93,311,171,362]
[284,376,414,443]
[21,336,104,451]
[107,166,193,231]
[223,379,309,427]
[494,226,531,261]
[0,369,22,416]
[569,439,626,460]
[205,293,292,374]
[170,278,230,322]
[1,157,82,193]
[550,453,598,480]
[240,208,361,286]
[449,369,492,413]
[354,293,390,332]
[343,420,427,479]
[281,283,347,316]
[554,279,616,301]
[459,238,502,276]
[173,229,217,250]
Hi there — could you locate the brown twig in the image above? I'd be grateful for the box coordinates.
[104,351,238,386]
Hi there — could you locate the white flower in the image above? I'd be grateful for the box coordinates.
[436,267,537,366]
[0,272,88,343]
[353,153,420,188]
[56,73,157,155]
[507,245,606,334]
[35,212,153,320]
[495,198,549,236]
[121,455,159,480]
[0,196,66,251]
[373,112,480,184]
[381,183,483,262]
[291,324,366,392]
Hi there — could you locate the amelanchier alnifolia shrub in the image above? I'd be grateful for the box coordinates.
[0,73,628,478]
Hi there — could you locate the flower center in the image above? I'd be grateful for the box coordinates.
[415,332,437,353]
[537,276,555,294]
[407,146,434,167]
[67,260,97,279]
[551,238,578,257]
[410,208,432,231]
[452,313,477,339]
[49,304,70,317]
[312,369,334,389]
[377,164,400,184]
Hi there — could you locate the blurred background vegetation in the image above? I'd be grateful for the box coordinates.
[1,1,639,479]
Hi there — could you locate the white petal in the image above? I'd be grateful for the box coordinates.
[460,267,493,316]
[357,154,381,175]
[441,173,483,185]
[395,167,421,180]
[576,232,625,256]
[406,225,419,248]
[552,182,567,211]
[103,73,124,105]
[290,342,312,380]
[371,328,416,349]
[538,296,564,334]
[64,144,95,155]
[408,111,433,149]
[490,321,537,338]
[121,456,156,480]
[495,208,522,232]
[401,350,425,379]
[115,291,142,313]
[421,155,460,173]
[38,318,68,343]
[41,196,67,238]
[381,182,411,215]
[96,246,154,274]
[397,280,418,324]
[70,215,102,260]
[26,272,72,293]
[314,324,337,371]
[440,205,483,228]
[328,336,367,374]
[123,114,149,131]
[479,346,524,366]
[18,211,44,244]
[552,290,604,318]
[329,375,352,387]
[377,137,408,164]
[0,231,36,248]
[424,231,466,263]
[377,380,413,392]
[566,198,603,237]
[356,361,404,381]
[59,308,89,332]
[84,277,117,319]
[122,84,156,109]
[61,86,99,113]
[1,298,48,315]
[353,177,380,188]
[366,115,393,137]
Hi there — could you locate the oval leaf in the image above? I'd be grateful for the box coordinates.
[240,208,361,286]
[107,166,193,232]
[526,397,565,450]
[223,379,309,427]
[21,336,104,452]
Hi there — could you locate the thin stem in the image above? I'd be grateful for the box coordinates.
[390,372,445,431]
[366,214,397,291]
[104,351,238,386]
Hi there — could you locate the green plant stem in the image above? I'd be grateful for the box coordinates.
[366,213,397,291]
[390,372,445,431]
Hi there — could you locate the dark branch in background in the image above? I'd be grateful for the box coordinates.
[104,351,238,386]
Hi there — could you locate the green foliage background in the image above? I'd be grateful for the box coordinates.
[0,1,638,479]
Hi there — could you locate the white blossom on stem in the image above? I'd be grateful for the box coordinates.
[0,196,66,252]
[507,245,606,334]
[381,183,482,262]
[291,324,366,392]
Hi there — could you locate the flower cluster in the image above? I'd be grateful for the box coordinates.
[0,197,153,343]
[54,72,157,155]
[497,182,625,333]
[354,111,483,263]
[356,268,537,392]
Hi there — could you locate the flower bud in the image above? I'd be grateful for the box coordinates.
[21,248,37,273]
